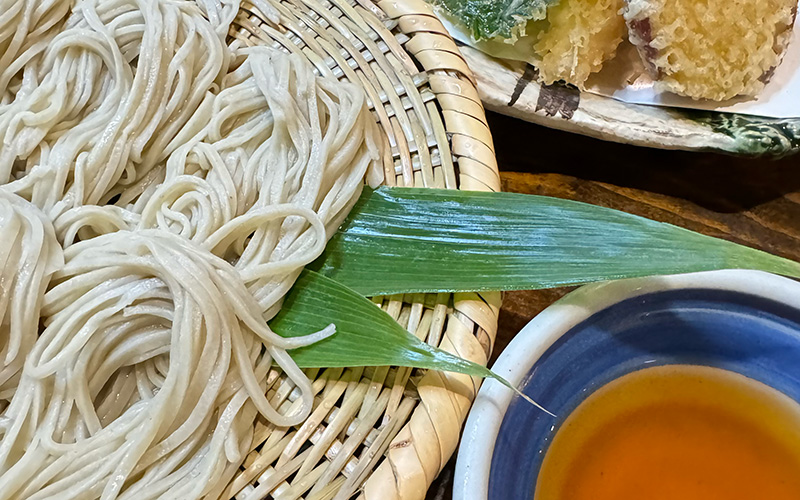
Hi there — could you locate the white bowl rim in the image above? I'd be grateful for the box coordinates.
[454,270,800,500]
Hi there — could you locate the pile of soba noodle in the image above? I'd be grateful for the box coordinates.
[0,0,384,498]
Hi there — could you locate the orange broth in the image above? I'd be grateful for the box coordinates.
[534,364,800,500]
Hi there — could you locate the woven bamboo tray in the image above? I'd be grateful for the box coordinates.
[223,1,501,498]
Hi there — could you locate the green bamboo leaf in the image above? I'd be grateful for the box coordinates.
[271,269,488,372]
[311,187,800,296]
[270,269,550,412]
[269,269,555,416]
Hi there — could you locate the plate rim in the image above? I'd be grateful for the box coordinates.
[460,45,800,158]
[454,269,800,500]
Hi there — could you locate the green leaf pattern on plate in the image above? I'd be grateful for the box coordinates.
[689,111,800,158]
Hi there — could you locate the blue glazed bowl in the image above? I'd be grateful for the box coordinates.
[455,270,800,500]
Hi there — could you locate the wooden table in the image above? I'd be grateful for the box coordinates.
[426,110,800,499]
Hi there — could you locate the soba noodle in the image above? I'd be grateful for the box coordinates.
[0,0,230,218]
[0,0,384,497]
[133,47,382,315]
[0,191,62,404]
[0,0,71,103]
[0,230,331,499]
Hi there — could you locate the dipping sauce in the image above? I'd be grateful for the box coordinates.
[534,365,800,500]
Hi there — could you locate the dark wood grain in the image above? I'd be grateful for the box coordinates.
[426,111,800,499]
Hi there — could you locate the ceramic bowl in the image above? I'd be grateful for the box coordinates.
[455,270,800,500]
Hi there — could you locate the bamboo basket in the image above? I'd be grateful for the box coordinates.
[223,1,500,498]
